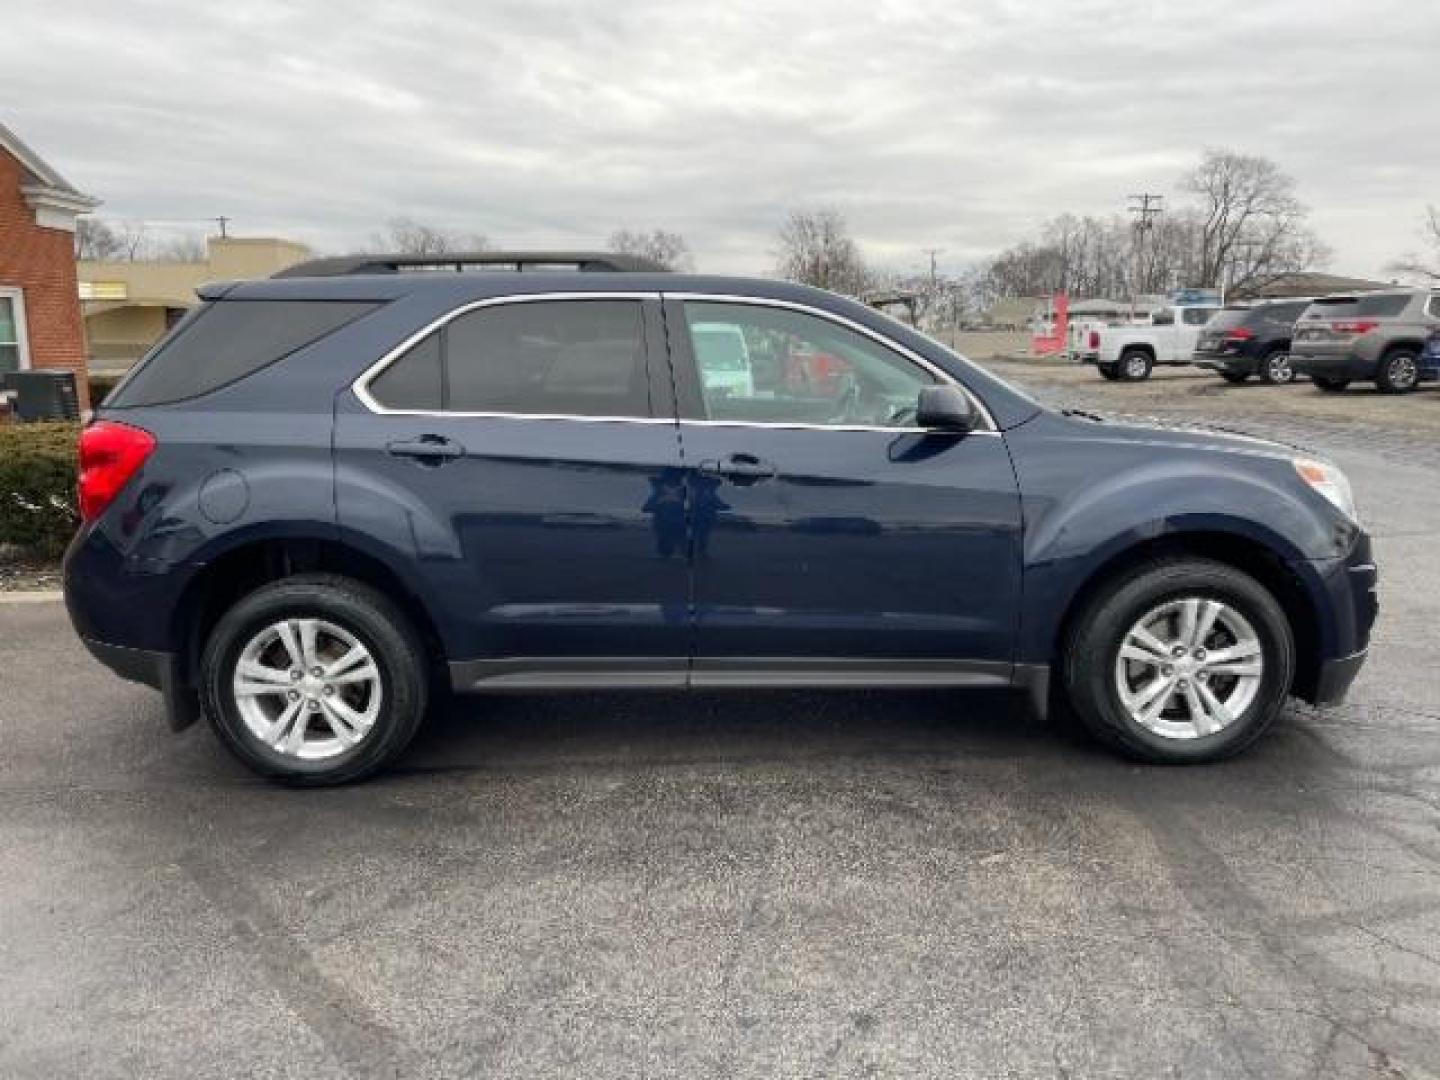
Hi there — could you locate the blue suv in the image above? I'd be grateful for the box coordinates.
[64,253,1378,784]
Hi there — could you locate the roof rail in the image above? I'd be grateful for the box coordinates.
[273,250,670,279]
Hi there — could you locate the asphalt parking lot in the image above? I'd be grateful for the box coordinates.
[2,363,1438,1078]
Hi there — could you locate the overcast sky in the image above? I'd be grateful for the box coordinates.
[4,0,1436,278]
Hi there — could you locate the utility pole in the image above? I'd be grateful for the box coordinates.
[921,247,944,332]
[213,215,231,239]
[1127,194,1164,313]
[921,247,943,293]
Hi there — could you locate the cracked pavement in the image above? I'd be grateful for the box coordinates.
[1,364,1437,1078]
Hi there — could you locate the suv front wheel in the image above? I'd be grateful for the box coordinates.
[200,574,429,785]
[1061,558,1294,764]
[1375,348,1420,394]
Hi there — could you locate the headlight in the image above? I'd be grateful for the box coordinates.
[1293,458,1358,522]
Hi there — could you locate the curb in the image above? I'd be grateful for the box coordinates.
[0,590,64,604]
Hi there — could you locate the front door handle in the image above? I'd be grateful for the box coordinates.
[386,434,465,465]
[698,453,778,483]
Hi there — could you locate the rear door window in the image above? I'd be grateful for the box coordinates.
[365,299,656,418]
[109,300,378,407]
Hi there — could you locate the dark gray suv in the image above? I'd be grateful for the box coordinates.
[1290,289,1440,393]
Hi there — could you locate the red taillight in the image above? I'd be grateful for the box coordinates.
[1223,328,1256,342]
[77,420,155,523]
[1331,319,1378,335]
[1088,330,1100,349]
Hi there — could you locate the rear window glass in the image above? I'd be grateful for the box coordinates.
[1204,308,1252,330]
[1299,294,1411,321]
[109,300,378,407]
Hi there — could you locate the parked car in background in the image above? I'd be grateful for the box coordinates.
[1077,304,1219,380]
[1421,330,1440,383]
[1290,289,1440,393]
[1193,300,1310,385]
[64,253,1376,784]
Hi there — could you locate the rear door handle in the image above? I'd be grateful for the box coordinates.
[698,453,778,483]
[386,435,465,464]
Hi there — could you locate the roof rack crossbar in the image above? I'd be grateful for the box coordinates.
[273,250,669,279]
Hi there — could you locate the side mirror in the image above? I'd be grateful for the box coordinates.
[916,384,980,433]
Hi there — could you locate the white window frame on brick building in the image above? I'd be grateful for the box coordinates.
[0,286,30,374]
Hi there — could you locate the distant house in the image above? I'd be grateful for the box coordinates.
[79,236,311,372]
[1230,271,1394,301]
[0,121,100,404]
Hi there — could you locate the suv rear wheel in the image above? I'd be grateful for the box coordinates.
[1375,348,1420,394]
[1259,349,1295,385]
[1061,558,1294,764]
[200,574,429,785]
[1119,349,1153,381]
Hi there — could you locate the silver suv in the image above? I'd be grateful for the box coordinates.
[1290,288,1440,393]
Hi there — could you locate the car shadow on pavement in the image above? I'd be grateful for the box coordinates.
[388,688,1102,778]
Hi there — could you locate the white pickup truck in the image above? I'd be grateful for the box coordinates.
[1076,304,1220,380]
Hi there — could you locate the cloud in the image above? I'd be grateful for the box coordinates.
[4,0,1435,277]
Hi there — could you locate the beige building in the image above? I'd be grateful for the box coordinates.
[78,236,310,371]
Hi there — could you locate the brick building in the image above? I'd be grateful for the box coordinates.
[0,121,100,406]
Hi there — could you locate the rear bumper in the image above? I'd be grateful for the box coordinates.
[79,637,200,731]
[1291,352,1371,380]
[82,636,169,689]
[1194,351,1255,374]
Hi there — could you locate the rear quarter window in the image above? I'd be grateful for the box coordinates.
[1299,294,1413,321]
[107,300,379,407]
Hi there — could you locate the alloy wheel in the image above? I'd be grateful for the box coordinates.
[1113,597,1264,740]
[232,618,383,760]
[1266,353,1294,384]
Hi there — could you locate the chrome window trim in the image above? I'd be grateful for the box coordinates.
[351,291,666,421]
[350,288,1000,434]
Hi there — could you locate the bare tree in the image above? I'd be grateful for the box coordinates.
[371,217,490,255]
[153,233,207,262]
[75,218,126,260]
[1386,206,1440,282]
[608,228,694,270]
[774,208,872,296]
[1181,149,1326,290]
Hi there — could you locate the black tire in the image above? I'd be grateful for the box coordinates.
[200,574,429,785]
[1258,349,1295,385]
[1312,376,1350,392]
[1060,558,1294,764]
[1119,348,1153,381]
[1221,372,1249,385]
[1375,348,1420,394]
[1098,364,1121,381]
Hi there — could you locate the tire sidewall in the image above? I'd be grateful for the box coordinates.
[1066,562,1294,763]
[201,580,426,784]
[1120,350,1152,381]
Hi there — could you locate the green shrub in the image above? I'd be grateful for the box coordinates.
[0,422,80,557]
